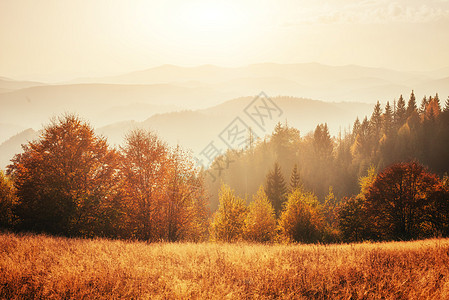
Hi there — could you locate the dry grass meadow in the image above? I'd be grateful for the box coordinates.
[1,232,449,299]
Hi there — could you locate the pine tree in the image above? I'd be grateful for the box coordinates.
[290,164,302,192]
[352,117,361,136]
[395,95,406,127]
[424,97,440,121]
[406,90,417,117]
[435,93,441,110]
[420,96,428,115]
[444,97,449,112]
[265,162,287,217]
[313,123,333,159]
[383,101,393,135]
[370,101,382,138]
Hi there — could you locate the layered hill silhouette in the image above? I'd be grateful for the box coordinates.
[0,76,43,94]
[0,96,373,169]
[98,96,373,160]
[1,62,448,168]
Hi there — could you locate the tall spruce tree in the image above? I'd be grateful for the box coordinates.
[383,101,393,136]
[395,95,406,127]
[370,101,382,139]
[435,93,441,110]
[290,164,302,192]
[406,90,417,117]
[352,117,361,136]
[265,162,287,217]
[420,96,428,115]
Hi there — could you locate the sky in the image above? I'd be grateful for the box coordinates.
[1,0,449,82]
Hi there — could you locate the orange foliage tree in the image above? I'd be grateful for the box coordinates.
[278,188,324,243]
[243,186,276,243]
[119,129,208,241]
[364,161,442,240]
[7,114,121,237]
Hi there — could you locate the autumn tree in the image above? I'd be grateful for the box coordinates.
[243,186,276,243]
[163,146,209,242]
[424,96,441,122]
[364,161,441,240]
[428,183,449,236]
[7,114,121,237]
[120,129,170,240]
[120,130,209,241]
[359,165,377,198]
[210,184,247,242]
[338,166,378,242]
[338,196,366,242]
[278,188,324,243]
[0,171,18,229]
[322,186,341,242]
[265,162,287,217]
[323,187,338,226]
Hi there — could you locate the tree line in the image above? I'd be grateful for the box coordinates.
[208,160,448,243]
[206,92,449,208]
[1,92,449,243]
[0,115,208,241]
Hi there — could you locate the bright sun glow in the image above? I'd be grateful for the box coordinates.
[172,2,250,44]
[183,3,242,30]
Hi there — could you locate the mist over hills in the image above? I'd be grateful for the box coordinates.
[0,96,373,169]
[0,77,43,94]
[70,63,448,103]
[97,96,373,161]
[1,62,448,169]
[0,128,38,170]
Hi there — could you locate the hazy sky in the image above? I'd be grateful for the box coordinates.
[1,0,449,81]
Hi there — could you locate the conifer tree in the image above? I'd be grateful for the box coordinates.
[420,96,428,115]
[352,117,361,135]
[406,90,417,117]
[313,123,333,159]
[289,164,302,192]
[395,95,406,127]
[444,97,449,112]
[383,101,393,135]
[435,93,441,110]
[265,162,287,217]
[370,101,382,138]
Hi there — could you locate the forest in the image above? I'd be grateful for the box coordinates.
[1,92,449,244]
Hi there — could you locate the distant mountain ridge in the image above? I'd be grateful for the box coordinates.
[1,62,448,159]
[97,96,374,160]
[0,96,373,169]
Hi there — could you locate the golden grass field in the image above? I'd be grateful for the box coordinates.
[1,233,449,299]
